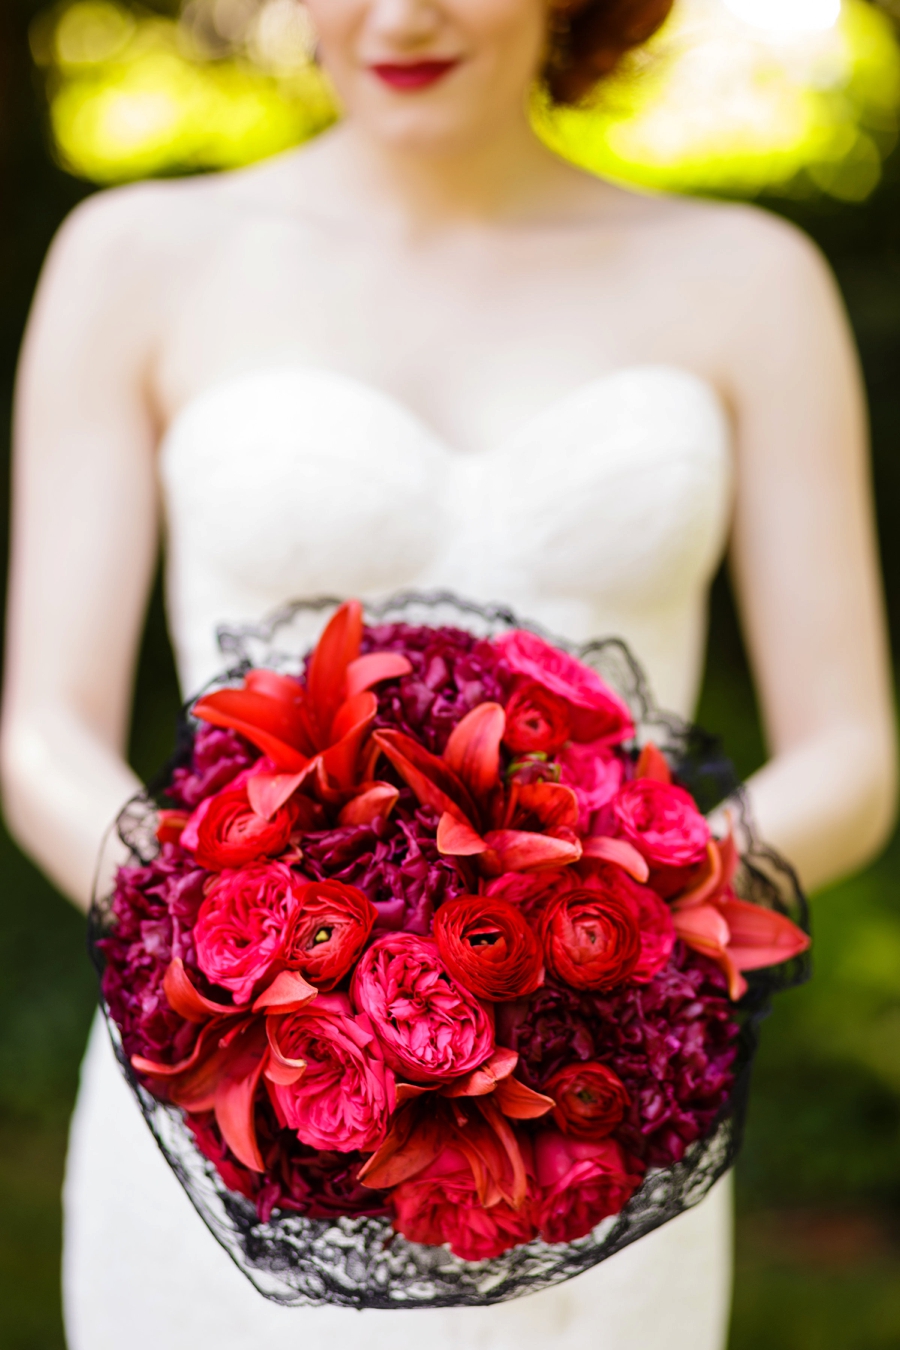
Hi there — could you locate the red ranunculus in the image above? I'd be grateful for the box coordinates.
[540,886,641,991]
[503,681,571,754]
[282,880,377,992]
[610,779,710,897]
[495,630,634,744]
[582,863,675,983]
[391,1145,537,1260]
[534,1131,643,1243]
[433,895,543,1001]
[193,861,299,1003]
[266,993,396,1154]
[544,1061,630,1140]
[351,933,495,1083]
[185,785,297,871]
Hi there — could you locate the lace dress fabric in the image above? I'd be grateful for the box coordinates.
[64,363,735,1350]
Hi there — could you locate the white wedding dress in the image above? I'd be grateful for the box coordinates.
[64,364,735,1350]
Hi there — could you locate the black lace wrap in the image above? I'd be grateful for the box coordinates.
[88,592,810,1309]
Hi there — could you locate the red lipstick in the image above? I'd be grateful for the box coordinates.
[369,60,459,91]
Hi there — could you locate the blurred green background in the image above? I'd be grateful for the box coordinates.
[2,1,900,1347]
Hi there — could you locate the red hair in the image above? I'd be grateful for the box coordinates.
[545,0,674,104]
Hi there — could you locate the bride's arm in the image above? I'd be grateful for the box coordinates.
[0,189,167,912]
[721,213,896,893]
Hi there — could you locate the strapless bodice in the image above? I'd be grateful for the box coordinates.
[159,365,732,713]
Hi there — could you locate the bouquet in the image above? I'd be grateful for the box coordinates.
[90,593,810,1308]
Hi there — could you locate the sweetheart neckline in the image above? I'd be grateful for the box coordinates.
[159,361,729,463]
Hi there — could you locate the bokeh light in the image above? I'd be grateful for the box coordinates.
[30,0,900,200]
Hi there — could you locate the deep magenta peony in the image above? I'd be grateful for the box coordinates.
[504,947,739,1168]
[168,725,258,809]
[390,1145,537,1260]
[267,993,396,1153]
[495,630,634,745]
[281,879,377,991]
[432,894,543,1001]
[540,885,642,991]
[609,779,710,898]
[193,860,299,1003]
[351,933,495,1083]
[533,1131,644,1243]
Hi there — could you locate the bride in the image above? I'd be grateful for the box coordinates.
[1,0,895,1346]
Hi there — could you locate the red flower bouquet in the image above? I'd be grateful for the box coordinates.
[90,593,810,1309]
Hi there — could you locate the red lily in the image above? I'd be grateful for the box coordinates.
[131,958,317,1171]
[373,703,584,874]
[358,1063,550,1209]
[670,833,810,999]
[192,601,411,804]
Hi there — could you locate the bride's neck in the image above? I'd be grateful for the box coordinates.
[321,112,575,231]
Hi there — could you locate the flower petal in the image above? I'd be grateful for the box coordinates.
[715,896,811,971]
[163,958,236,1023]
[192,688,311,772]
[514,782,580,832]
[582,836,650,883]
[444,703,506,799]
[492,1076,556,1120]
[344,652,413,698]
[246,771,308,821]
[442,1047,520,1098]
[213,1021,270,1172]
[252,970,319,1014]
[373,729,479,823]
[358,1106,446,1190]
[338,782,401,827]
[672,904,731,955]
[320,692,378,790]
[481,829,582,874]
[306,600,364,742]
[635,742,672,784]
[436,812,488,856]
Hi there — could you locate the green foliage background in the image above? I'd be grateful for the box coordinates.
[1,2,900,1345]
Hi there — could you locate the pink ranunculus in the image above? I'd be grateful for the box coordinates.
[266,993,396,1154]
[350,933,495,1083]
[495,630,634,745]
[582,863,675,983]
[533,1131,644,1243]
[193,861,299,1004]
[391,1145,537,1260]
[557,740,624,832]
[609,780,710,898]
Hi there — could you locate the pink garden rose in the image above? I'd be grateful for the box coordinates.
[609,779,710,898]
[534,1131,644,1243]
[193,860,299,1003]
[391,1144,537,1260]
[557,740,624,832]
[495,630,634,745]
[351,933,495,1083]
[267,993,396,1153]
